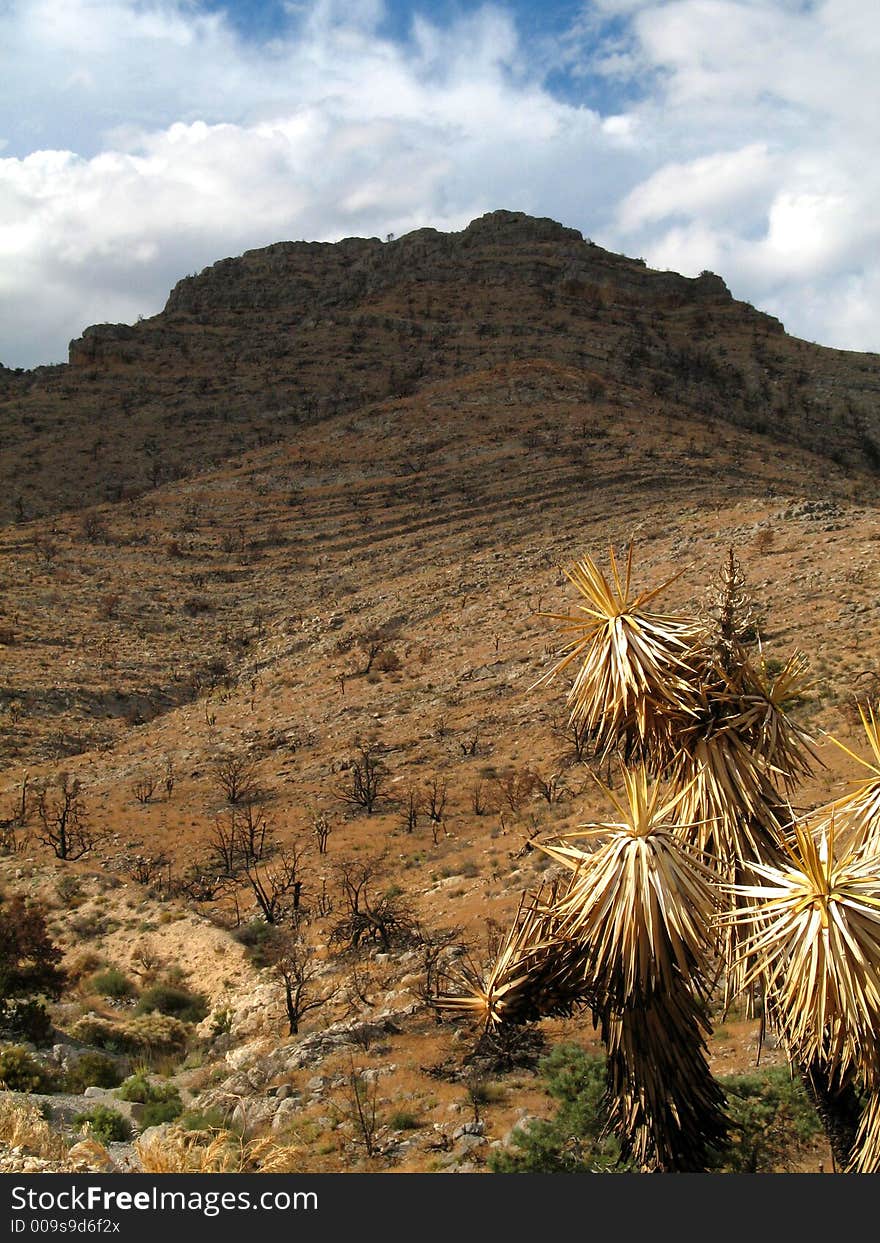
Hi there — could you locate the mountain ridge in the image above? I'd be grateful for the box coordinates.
[2,208,878,528]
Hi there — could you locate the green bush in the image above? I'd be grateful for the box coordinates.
[63,1052,124,1093]
[488,1044,824,1174]
[135,984,208,1024]
[74,1105,131,1144]
[388,1110,420,1131]
[489,1044,629,1173]
[178,1106,236,1133]
[121,1013,190,1056]
[713,1065,823,1173]
[88,967,136,999]
[118,1072,180,1105]
[234,920,282,967]
[140,1098,183,1127]
[0,1044,55,1094]
[70,1012,191,1057]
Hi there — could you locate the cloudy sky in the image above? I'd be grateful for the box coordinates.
[1,0,877,369]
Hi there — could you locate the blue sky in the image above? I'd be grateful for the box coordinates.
[1,0,878,369]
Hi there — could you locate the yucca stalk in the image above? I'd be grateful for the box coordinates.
[702,547,755,676]
[537,766,728,1170]
[600,984,728,1172]
[537,544,702,764]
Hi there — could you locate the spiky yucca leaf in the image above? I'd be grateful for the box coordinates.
[665,645,813,853]
[436,889,595,1029]
[537,545,702,761]
[724,820,880,1081]
[827,703,880,848]
[733,649,817,782]
[542,767,719,1008]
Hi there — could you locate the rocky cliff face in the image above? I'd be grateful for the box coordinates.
[1,209,877,525]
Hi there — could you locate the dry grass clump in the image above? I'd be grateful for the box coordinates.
[0,1094,69,1160]
[67,1136,116,1171]
[135,1126,301,1174]
[70,1011,190,1055]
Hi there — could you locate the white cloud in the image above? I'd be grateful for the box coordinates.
[596,0,880,349]
[0,0,878,367]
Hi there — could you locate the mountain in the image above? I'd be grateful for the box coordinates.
[2,210,880,1174]
[2,209,879,527]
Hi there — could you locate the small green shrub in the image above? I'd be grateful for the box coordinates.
[713,1066,823,1173]
[118,1072,180,1105]
[63,1052,124,1093]
[209,1008,233,1038]
[388,1110,420,1131]
[488,1044,824,1174]
[54,874,84,905]
[140,1097,183,1127]
[178,1106,236,1133]
[0,1045,55,1093]
[234,920,282,967]
[88,967,136,999]
[74,1105,130,1144]
[135,984,208,1024]
[489,1044,628,1173]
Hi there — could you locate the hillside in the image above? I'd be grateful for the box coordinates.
[2,211,880,1174]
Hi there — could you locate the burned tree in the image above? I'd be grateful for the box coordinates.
[336,742,387,816]
[268,933,340,1035]
[34,774,97,861]
[330,857,417,952]
[243,840,310,925]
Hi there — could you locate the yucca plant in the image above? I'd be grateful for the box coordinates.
[724,815,880,1170]
[537,544,702,766]
[442,763,728,1170]
[440,545,876,1172]
[439,887,596,1029]
[542,766,728,1170]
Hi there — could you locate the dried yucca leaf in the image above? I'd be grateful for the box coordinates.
[542,766,719,1007]
[826,703,880,848]
[437,889,595,1029]
[733,648,818,784]
[537,545,701,761]
[724,819,880,1080]
[669,729,788,864]
[849,1088,880,1173]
